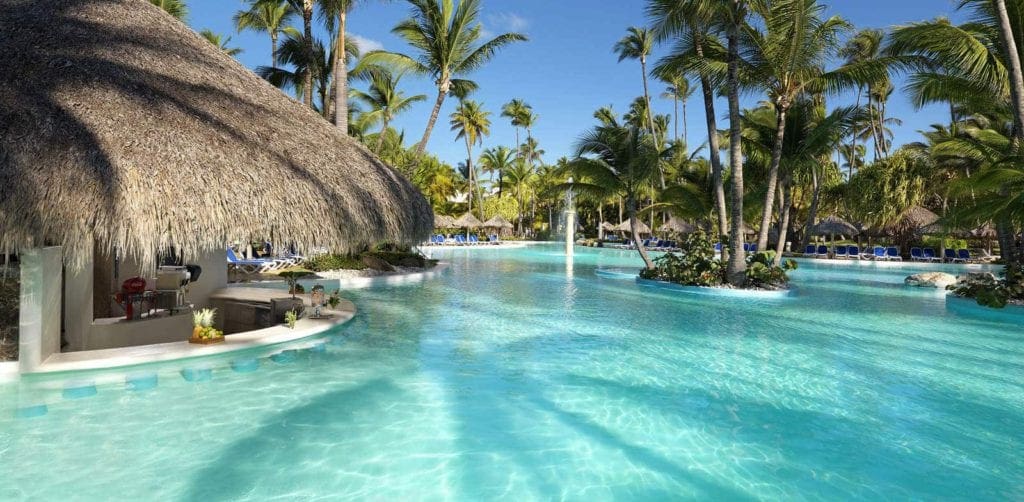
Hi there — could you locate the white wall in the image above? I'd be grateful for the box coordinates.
[18,247,62,372]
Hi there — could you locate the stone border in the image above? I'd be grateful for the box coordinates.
[637,277,796,299]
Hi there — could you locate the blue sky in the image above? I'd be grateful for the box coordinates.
[186,0,968,168]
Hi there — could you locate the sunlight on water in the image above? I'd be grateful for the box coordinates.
[0,244,1021,500]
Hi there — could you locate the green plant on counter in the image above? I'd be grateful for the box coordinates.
[284,310,298,329]
[327,290,341,309]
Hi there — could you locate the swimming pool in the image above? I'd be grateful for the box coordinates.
[1,244,1021,500]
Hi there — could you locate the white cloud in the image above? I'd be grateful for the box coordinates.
[350,34,384,54]
[483,12,528,38]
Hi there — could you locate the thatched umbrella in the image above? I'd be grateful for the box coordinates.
[615,220,651,235]
[600,221,617,232]
[454,212,483,238]
[886,206,940,235]
[0,0,431,271]
[741,222,757,236]
[810,215,859,254]
[481,215,513,236]
[434,214,456,229]
[659,217,695,235]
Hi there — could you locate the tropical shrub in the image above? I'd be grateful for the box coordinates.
[745,252,798,289]
[482,195,519,222]
[640,229,723,286]
[949,267,1024,308]
[305,254,367,272]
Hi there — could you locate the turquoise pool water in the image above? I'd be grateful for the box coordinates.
[1,244,1022,500]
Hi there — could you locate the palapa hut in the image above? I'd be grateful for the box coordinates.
[481,215,514,236]
[614,220,652,236]
[434,214,456,229]
[0,0,431,371]
[659,217,696,236]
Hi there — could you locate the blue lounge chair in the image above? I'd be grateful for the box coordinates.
[944,248,958,262]
[958,249,971,263]
[873,246,886,260]
[803,245,816,257]
[454,234,466,245]
[750,243,758,252]
[816,245,829,258]
[714,242,723,253]
[848,245,861,260]
[226,248,285,273]
[489,234,500,244]
[886,247,902,261]
[469,234,480,245]
[922,248,938,262]
[835,245,848,259]
[910,247,924,261]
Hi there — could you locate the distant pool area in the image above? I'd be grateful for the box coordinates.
[1,244,1021,500]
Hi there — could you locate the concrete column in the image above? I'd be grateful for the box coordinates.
[19,247,63,372]
[63,246,94,352]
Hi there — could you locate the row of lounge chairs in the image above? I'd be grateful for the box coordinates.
[712,243,759,253]
[606,239,679,251]
[801,245,975,263]
[424,234,502,246]
[226,248,304,273]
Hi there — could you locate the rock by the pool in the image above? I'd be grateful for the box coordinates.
[905,272,958,288]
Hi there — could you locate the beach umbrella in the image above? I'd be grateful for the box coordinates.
[434,213,455,229]
[886,206,940,235]
[741,222,757,236]
[810,215,859,255]
[453,212,483,238]
[600,221,617,232]
[810,215,859,236]
[614,220,651,235]
[481,215,513,236]
[659,217,696,235]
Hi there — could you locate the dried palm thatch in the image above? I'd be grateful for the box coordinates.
[434,214,456,228]
[0,0,431,271]
[659,217,695,235]
[883,206,940,236]
[810,215,859,236]
[600,221,617,232]
[614,220,651,234]
[481,215,513,229]
[453,213,483,229]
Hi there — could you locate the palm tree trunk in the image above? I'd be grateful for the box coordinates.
[416,84,448,156]
[629,197,654,270]
[641,57,666,190]
[802,162,821,249]
[334,11,349,132]
[851,86,861,179]
[773,179,792,266]
[682,99,688,147]
[618,197,624,224]
[673,96,679,142]
[598,204,604,240]
[375,116,390,153]
[867,91,881,160]
[756,103,788,252]
[301,0,313,108]
[271,33,278,69]
[696,35,729,262]
[725,7,747,286]
[465,138,474,216]
[995,0,1024,273]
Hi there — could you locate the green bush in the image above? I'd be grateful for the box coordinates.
[922,236,967,250]
[304,254,367,272]
[745,251,797,289]
[640,229,723,286]
[366,251,437,269]
[949,266,1024,308]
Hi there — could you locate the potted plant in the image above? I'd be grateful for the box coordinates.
[327,290,341,309]
[190,308,224,344]
[284,310,298,329]
[277,267,315,299]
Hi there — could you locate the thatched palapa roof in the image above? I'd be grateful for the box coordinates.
[614,220,651,234]
[810,215,859,236]
[659,217,696,235]
[0,0,431,270]
[481,215,513,229]
[434,214,456,228]
[453,213,483,229]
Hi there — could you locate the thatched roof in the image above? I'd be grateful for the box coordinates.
[600,221,617,231]
[614,220,651,234]
[481,215,513,229]
[0,0,431,270]
[434,214,455,228]
[453,213,483,228]
[659,217,695,234]
[810,215,859,236]
[883,206,940,236]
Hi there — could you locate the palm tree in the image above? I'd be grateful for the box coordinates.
[234,0,297,67]
[360,0,526,156]
[450,99,492,218]
[744,0,858,253]
[660,74,694,143]
[480,146,515,198]
[649,0,731,258]
[568,125,667,269]
[257,32,356,116]
[725,0,751,285]
[502,159,537,234]
[299,0,315,108]
[839,28,883,167]
[352,67,427,153]
[319,0,383,132]
[594,106,620,127]
[149,0,187,20]
[614,27,658,140]
[501,99,530,162]
[199,30,244,57]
